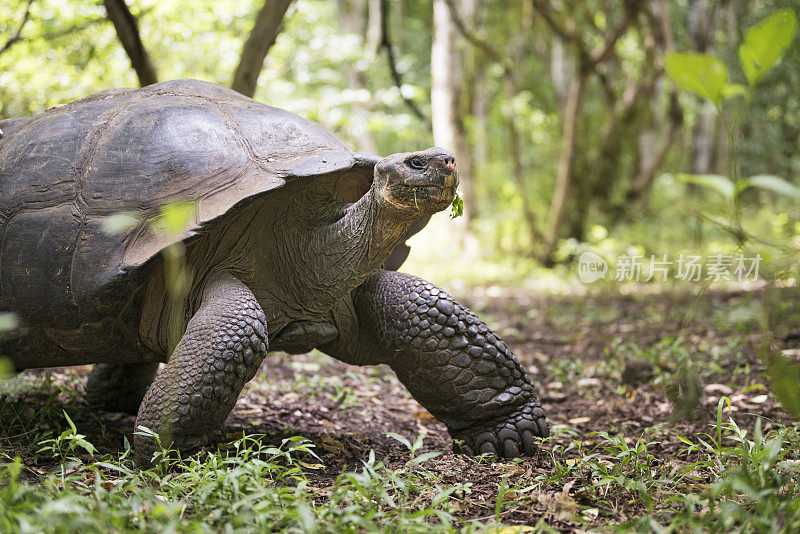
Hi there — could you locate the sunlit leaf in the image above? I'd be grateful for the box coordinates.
[410,451,442,465]
[738,175,800,199]
[298,461,326,470]
[152,201,197,237]
[450,190,464,220]
[665,52,728,106]
[486,526,535,533]
[0,357,14,380]
[722,83,748,99]
[384,432,411,450]
[677,173,735,201]
[739,8,798,86]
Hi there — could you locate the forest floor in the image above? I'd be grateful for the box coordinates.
[2,282,800,532]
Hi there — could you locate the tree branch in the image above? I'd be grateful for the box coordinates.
[530,0,586,53]
[588,0,643,67]
[103,0,158,86]
[231,0,294,98]
[379,0,430,128]
[41,16,109,41]
[444,0,506,67]
[0,0,34,56]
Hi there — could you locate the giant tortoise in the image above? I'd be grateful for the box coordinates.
[0,79,548,465]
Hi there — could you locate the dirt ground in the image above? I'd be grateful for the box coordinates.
[3,283,798,529]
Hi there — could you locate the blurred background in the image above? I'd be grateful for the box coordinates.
[1,0,798,289]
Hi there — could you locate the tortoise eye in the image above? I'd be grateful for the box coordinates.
[408,157,425,169]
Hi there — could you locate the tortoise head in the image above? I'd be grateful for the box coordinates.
[373,147,458,216]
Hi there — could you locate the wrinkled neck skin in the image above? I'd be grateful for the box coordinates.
[334,185,417,271]
[234,181,418,338]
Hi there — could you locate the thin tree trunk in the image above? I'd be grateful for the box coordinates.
[103,0,158,86]
[692,103,717,174]
[507,4,543,248]
[431,0,474,227]
[542,70,587,263]
[630,113,677,204]
[471,66,489,171]
[366,0,381,59]
[688,0,718,176]
[533,0,639,264]
[505,75,543,249]
[338,0,377,153]
[550,36,572,106]
[231,0,294,98]
[458,0,483,224]
[379,0,430,127]
[621,0,679,211]
[470,62,488,235]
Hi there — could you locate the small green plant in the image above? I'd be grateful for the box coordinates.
[36,411,97,461]
[667,398,800,531]
[666,8,799,241]
[0,312,18,381]
[385,431,443,466]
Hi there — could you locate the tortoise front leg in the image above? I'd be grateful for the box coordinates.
[134,273,268,467]
[324,270,548,458]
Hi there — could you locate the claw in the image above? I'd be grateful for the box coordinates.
[479,441,497,455]
[451,400,548,459]
[503,440,520,458]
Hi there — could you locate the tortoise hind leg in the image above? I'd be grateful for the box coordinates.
[133,273,268,467]
[85,361,160,414]
[322,270,548,459]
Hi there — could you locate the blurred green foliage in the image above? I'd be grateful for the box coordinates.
[0,0,431,152]
[1,0,799,279]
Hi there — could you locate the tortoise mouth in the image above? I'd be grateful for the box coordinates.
[389,183,457,212]
[402,171,458,189]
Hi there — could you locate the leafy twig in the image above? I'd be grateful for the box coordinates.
[378,0,430,129]
[0,0,35,56]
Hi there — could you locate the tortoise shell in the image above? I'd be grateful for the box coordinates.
[0,79,379,328]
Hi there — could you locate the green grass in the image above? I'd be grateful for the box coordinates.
[2,375,799,532]
[3,283,800,532]
[0,426,480,533]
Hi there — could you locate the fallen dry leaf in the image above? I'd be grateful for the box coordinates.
[569,417,591,425]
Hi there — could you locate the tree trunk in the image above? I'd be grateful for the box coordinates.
[338,0,377,153]
[471,66,489,176]
[431,0,459,158]
[231,0,294,98]
[366,0,381,59]
[688,0,718,176]
[103,0,158,86]
[692,102,717,174]
[619,0,679,212]
[505,74,543,250]
[458,0,483,224]
[431,0,475,227]
[550,36,572,106]
[542,70,588,264]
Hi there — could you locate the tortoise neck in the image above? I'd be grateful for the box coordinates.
[339,186,416,273]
